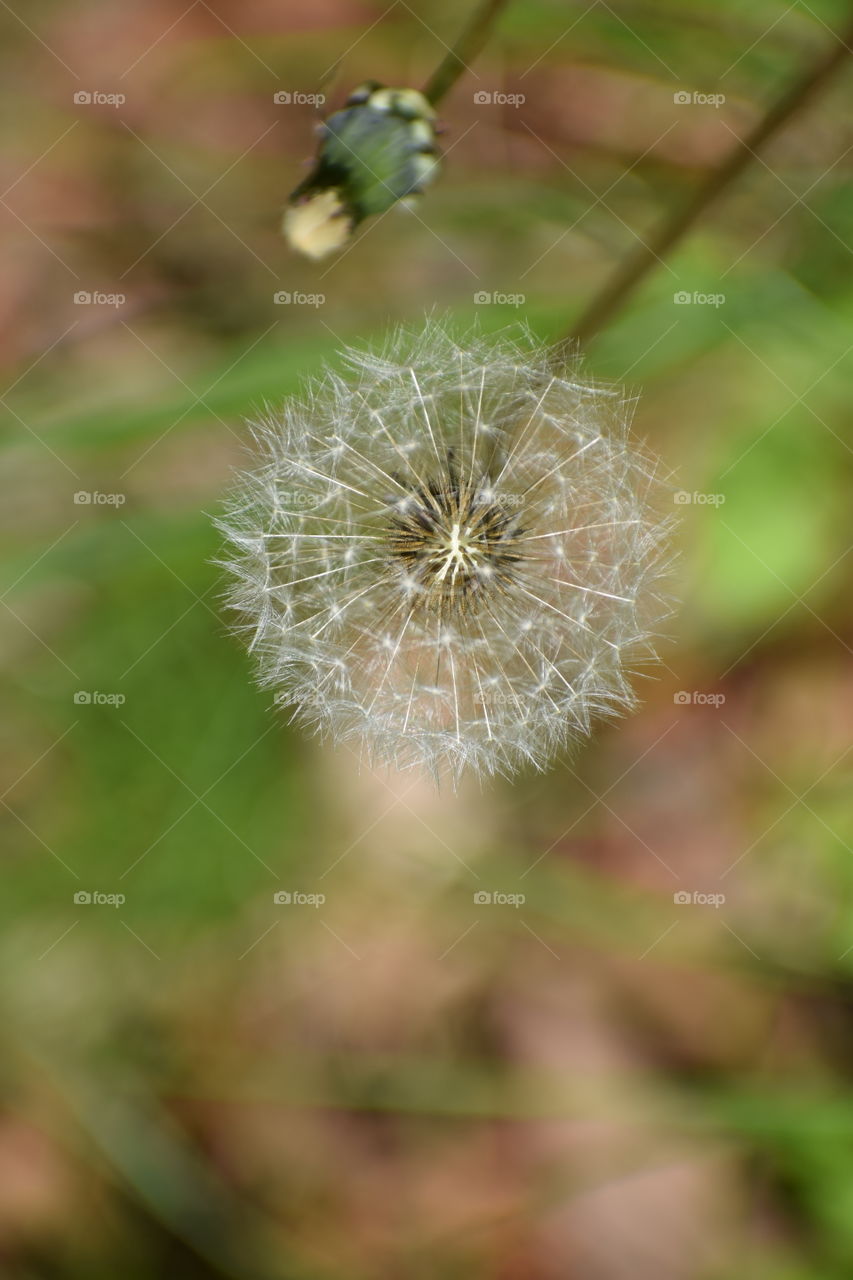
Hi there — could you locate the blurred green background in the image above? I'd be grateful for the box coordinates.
[2,0,853,1276]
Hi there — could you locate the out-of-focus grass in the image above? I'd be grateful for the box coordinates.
[2,0,853,1276]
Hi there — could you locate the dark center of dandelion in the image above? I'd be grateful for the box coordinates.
[386,469,525,611]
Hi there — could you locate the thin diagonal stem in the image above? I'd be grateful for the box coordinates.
[558,12,853,355]
[422,0,511,106]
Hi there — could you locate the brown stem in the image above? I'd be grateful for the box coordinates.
[422,0,511,106]
[558,13,853,356]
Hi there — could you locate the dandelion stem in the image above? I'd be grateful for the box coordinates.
[422,0,512,106]
[559,13,853,353]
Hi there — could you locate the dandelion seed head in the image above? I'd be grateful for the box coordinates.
[219,319,674,784]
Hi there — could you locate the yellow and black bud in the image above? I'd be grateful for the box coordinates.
[283,82,441,261]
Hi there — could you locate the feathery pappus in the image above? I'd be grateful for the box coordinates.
[219,320,674,784]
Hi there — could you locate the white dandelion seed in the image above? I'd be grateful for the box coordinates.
[218,319,674,784]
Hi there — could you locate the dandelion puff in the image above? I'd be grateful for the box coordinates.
[218,319,675,784]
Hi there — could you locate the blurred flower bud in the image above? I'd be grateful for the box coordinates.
[283,83,441,261]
